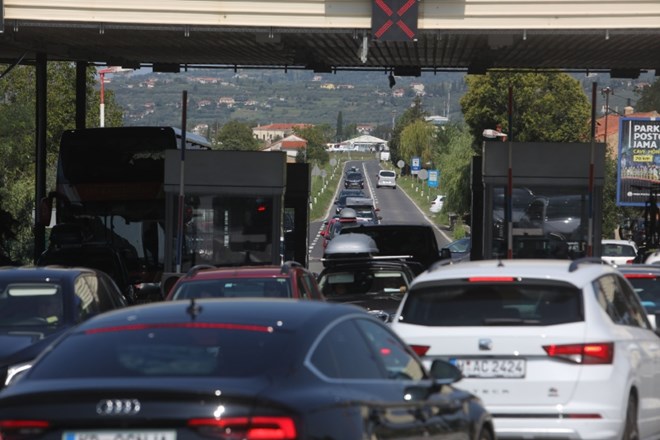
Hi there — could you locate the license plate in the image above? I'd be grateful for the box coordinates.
[63,431,176,440]
[451,358,526,378]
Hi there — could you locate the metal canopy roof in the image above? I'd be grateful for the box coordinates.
[1,22,660,76]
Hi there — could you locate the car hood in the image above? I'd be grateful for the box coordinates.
[0,326,68,365]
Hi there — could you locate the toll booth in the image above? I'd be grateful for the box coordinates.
[479,142,605,260]
[161,150,287,294]
[284,163,311,267]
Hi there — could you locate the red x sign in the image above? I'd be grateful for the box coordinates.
[372,0,418,42]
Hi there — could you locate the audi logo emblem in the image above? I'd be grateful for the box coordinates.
[96,399,141,416]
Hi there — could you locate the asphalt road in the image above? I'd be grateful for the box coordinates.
[307,158,453,274]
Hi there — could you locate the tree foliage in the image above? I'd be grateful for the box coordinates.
[0,62,123,263]
[294,124,330,165]
[399,120,436,166]
[460,72,592,151]
[214,120,261,150]
[635,81,660,112]
[389,96,427,165]
[432,124,475,216]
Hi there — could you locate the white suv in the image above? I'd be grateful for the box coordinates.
[376,169,397,189]
[391,258,660,440]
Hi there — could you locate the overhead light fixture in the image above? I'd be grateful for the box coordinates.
[152,63,180,73]
[388,72,396,89]
[393,66,421,77]
[610,68,640,79]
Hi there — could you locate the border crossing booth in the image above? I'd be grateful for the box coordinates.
[161,150,287,293]
[480,142,605,260]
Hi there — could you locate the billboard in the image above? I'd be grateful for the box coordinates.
[617,117,660,207]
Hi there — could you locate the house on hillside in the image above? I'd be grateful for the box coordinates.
[252,123,311,142]
[262,134,308,162]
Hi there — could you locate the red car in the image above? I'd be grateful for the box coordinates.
[165,261,325,301]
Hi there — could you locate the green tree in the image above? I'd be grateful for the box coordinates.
[635,81,660,112]
[399,119,436,166]
[433,124,475,216]
[460,72,591,151]
[214,120,261,150]
[0,62,123,263]
[294,124,330,165]
[389,96,427,165]
[335,111,343,142]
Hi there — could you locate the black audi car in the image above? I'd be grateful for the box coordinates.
[0,299,494,440]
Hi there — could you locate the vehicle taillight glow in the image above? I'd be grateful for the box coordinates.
[624,274,656,279]
[543,342,614,364]
[468,277,516,282]
[0,420,50,440]
[409,345,430,356]
[188,417,296,440]
[86,322,273,335]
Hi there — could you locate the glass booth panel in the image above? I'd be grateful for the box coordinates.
[171,194,277,269]
[489,186,591,260]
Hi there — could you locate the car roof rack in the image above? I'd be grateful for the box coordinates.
[185,264,216,278]
[568,257,610,273]
[281,260,303,274]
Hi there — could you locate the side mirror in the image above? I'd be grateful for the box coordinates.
[429,359,462,384]
[37,193,55,227]
[440,248,452,260]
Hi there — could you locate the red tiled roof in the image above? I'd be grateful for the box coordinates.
[253,123,311,131]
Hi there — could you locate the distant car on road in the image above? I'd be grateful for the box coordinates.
[601,239,638,266]
[343,171,364,189]
[376,169,397,189]
[334,188,366,214]
[0,266,128,387]
[0,299,495,440]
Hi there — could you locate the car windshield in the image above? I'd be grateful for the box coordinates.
[171,278,290,299]
[319,270,409,297]
[0,284,65,327]
[602,243,637,257]
[380,171,395,178]
[398,282,582,326]
[27,323,292,379]
[346,173,362,180]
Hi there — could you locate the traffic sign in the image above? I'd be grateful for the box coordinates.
[418,169,428,180]
[397,160,405,169]
[428,169,439,188]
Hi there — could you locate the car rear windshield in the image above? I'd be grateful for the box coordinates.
[398,282,583,326]
[172,278,291,299]
[380,171,396,177]
[28,323,293,379]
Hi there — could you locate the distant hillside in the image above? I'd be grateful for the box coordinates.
[106,68,656,134]
[108,69,467,131]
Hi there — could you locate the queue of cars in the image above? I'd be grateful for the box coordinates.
[6,160,660,440]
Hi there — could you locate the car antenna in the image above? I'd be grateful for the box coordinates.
[186,298,202,320]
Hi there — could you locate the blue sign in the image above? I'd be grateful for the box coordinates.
[428,169,439,188]
[411,157,421,172]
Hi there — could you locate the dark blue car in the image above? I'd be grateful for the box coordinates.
[0,266,128,386]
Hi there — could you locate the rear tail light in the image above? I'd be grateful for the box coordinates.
[0,420,50,440]
[188,416,297,440]
[543,342,614,364]
[409,345,430,357]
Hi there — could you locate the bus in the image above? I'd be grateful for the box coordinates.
[40,126,309,299]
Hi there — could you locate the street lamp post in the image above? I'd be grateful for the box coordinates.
[98,66,130,127]
[601,87,612,146]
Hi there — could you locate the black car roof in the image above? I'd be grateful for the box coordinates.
[0,265,97,281]
[73,299,370,332]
